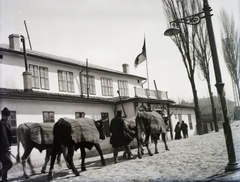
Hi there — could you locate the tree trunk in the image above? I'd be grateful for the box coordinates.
[207,80,219,132]
[237,80,240,102]
[210,92,219,132]
[189,77,203,135]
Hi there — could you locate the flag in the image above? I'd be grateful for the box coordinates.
[135,38,147,67]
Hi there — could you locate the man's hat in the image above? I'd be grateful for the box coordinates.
[116,110,122,117]
[2,107,10,117]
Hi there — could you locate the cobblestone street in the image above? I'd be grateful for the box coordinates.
[7,121,240,182]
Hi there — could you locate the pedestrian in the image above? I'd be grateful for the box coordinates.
[109,110,135,163]
[181,121,188,138]
[174,122,182,140]
[0,107,13,182]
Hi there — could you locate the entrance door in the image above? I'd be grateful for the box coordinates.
[101,112,110,137]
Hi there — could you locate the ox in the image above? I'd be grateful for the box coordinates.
[135,110,170,159]
[48,117,106,181]
[17,118,106,179]
[16,123,62,179]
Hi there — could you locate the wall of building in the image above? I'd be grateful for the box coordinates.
[169,106,197,139]
[0,51,143,98]
[0,98,116,152]
[0,52,25,89]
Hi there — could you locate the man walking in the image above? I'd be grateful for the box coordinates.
[0,107,13,182]
[181,121,188,138]
[109,110,135,163]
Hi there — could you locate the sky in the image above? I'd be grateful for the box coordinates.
[0,0,239,103]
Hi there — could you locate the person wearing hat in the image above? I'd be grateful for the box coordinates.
[0,107,13,182]
[109,110,135,163]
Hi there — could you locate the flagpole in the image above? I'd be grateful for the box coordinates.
[144,35,149,91]
[134,34,149,91]
[146,54,149,91]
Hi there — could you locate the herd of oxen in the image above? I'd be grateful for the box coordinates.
[15,110,170,181]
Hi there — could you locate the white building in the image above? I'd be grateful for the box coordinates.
[0,34,197,154]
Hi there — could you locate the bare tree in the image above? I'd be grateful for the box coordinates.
[219,9,240,108]
[194,2,219,132]
[162,0,203,134]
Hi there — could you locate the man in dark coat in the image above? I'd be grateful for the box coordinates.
[0,107,13,182]
[181,121,188,138]
[110,110,135,163]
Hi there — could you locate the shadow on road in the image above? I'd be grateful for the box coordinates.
[10,171,70,182]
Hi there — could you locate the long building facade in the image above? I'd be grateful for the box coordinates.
[0,34,197,154]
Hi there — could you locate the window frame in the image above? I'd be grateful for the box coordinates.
[101,112,110,137]
[178,114,182,122]
[81,74,96,95]
[39,66,49,90]
[9,111,17,145]
[29,64,40,89]
[117,80,129,97]
[101,77,113,96]
[58,70,75,93]
[29,64,49,90]
[188,114,193,130]
[66,71,75,92]
[43,111,55,123]
[75,112,85,119]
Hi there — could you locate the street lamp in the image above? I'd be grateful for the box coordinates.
[164,0,239,172]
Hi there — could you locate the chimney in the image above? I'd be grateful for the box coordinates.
[122,64,129,74]
[8,34,20,50]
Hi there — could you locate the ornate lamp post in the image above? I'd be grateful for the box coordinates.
[164,0,239,171]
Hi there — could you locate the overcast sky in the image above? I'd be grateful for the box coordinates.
[0,0,239,103]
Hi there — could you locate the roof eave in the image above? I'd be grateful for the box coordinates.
[0,46,146,80]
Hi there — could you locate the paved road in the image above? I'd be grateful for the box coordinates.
[7,121,240,182]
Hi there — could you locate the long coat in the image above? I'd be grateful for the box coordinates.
[109,117,135,147]
[0,119,12,154]
[181,123,188,137]
[0,118,12,171]
[174,124,182,140]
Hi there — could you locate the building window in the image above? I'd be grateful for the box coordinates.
[101,112,110,137]
[39,67,49,90]
[188,114,193,130]
[29,64,39,88]
[66,71,75,92]
[75,112,85,119]
[178,114,182,122]
[29,64,49,90]
[58,70,75,92]
[9,111,17,145]
[81,74,96,95]
[118,80,129,97]
[101,78,113,96]
[43,111,55,123]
